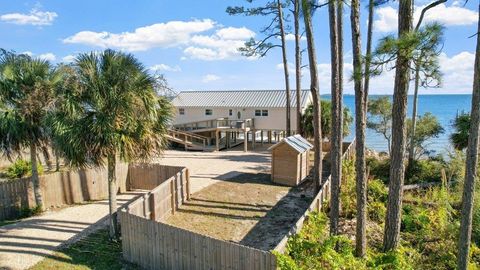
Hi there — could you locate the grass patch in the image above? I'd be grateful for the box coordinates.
[30,229,138,270]
[0,219,18,227]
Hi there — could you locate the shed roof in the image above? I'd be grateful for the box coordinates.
[268,135,313,153]
[172,90,311,108]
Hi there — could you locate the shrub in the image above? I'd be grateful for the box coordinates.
[405,159,443,184]
[367,157,443,185]
[4,159,43,179]
[368,201,386,223]
[367,157,390,183]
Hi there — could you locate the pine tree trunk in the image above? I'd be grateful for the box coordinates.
[302,0,322,193]
[408,65,420,167]
[363,0,374,111]
[278,0,292,136]
[294,0,303,136]
[30,143,44,210]
[328,0,341,236]
[383,0,413,252]
[108,154,119,239]
[457,6,480,269]
[351,0,367,257]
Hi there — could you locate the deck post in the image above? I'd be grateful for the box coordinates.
[261,130,264,145]
[215,130,219,151]
[244,130,248,152]
[268,130,272,144]
[252,130,256,150]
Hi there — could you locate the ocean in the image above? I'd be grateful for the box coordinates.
[323,94,473,155]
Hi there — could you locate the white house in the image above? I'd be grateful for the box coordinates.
[169,90,312,151]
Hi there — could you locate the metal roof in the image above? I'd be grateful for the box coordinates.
[268,135,313,153]
[172,90,311,108]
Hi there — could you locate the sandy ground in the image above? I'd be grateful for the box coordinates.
[160,145,317,251]
[156,144,274,193]
[0,192,144,270]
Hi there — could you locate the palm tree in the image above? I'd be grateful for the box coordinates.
[383,0,414,252]
[301,0,322,193]
[50,50,172,238]
[457,4,480,269]
[0,51,60,211]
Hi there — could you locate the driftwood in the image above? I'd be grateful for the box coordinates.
[402,180,457,192]
[402,182,439,191]
[402,199,438,207]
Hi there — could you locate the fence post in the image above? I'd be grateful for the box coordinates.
[143,194,149,219]
[186,169,191,201]
[170,180,176,215]
[150,192,156,221]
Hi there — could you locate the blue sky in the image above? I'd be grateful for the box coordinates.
[1,0,478,94]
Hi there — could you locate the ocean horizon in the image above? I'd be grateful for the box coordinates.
[321,94,473,155]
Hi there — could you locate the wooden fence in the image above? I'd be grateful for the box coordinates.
[274,139,356,253]
[0,163,129,221]
[120,165,277,270]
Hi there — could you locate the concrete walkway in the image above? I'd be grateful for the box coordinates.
[0,192,143,270]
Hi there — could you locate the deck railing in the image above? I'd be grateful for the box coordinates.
[175,117,255,131]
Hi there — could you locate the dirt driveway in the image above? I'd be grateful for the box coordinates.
[156,144,273,193]
[158,145,316,251]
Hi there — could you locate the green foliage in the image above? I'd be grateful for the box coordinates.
[366,96,392,152]
[0,50,58,178]
[48,49,173,168]
[367,157,390,183]
[368,157,443,185]
[226,1,285,58]
[4,159,43,179]
[405,159,443,184]
[371,23,444,89]
[19,205,42,218]
[450,111,471,150]
[302,100,353,139]
[407,112,444,159]
[367,179,388,223]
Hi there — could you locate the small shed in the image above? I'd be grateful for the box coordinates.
[269,135,313,186]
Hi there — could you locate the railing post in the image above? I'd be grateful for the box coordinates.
[150,192,156,221]
[186,169,191,200]
[170,180,176,215]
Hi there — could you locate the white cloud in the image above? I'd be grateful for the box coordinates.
[276,62,295,74]
[183,27,256,61]
[150,64,181,72]
[38,53,56,61]
[215,27,255,40]
[202,74,220,83]
[0,9,57,26]
[283,33,306,41]
[64,19,256,61]
[62,54,76,63]
[374,4,478,33]
[63,19,216,51]
[437,51,475,94]
[21,51,56,61]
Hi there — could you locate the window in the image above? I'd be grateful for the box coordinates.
[229,109,233,116]
[179,108,185,115]
[255,109,268,117]
[205,109,213,116]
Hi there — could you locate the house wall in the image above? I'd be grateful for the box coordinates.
[174,107,305,131]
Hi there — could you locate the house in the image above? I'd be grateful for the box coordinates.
[169,90,312,152]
